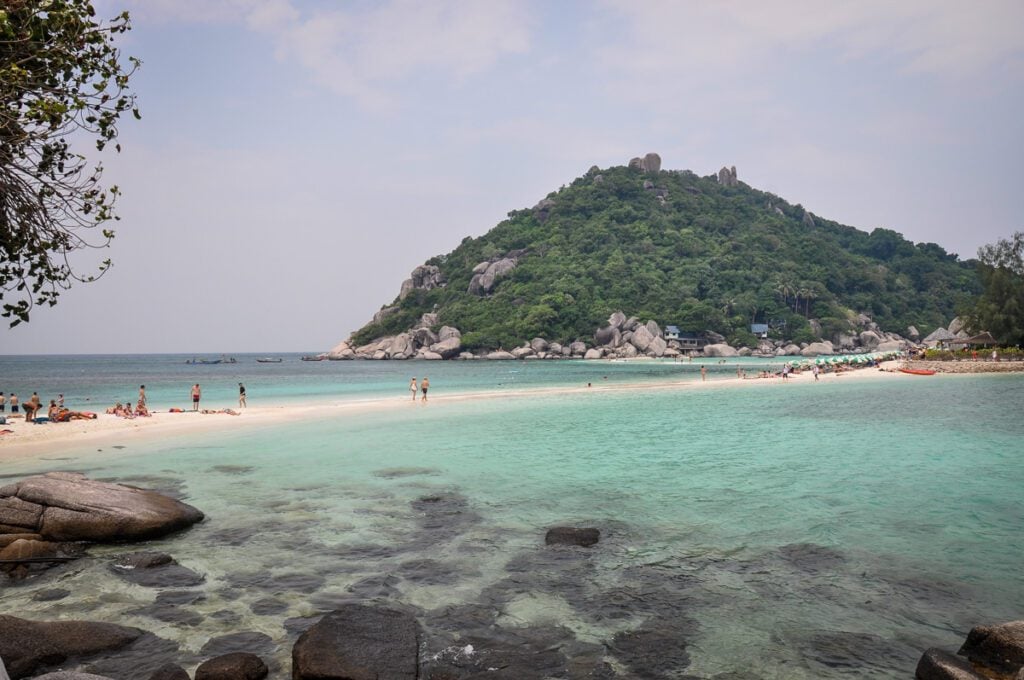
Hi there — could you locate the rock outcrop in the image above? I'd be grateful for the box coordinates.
[717,165,738,186]
[628,152,661,173]
[703,343,739,358]
[468,257,518,296]
[292,605,421,680]
[0,472,204,543]
[398,264,446,301]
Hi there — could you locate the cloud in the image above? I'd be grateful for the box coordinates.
[596,0,1024,81]
[115,0,531,110]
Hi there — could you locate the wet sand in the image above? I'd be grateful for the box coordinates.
[0,361,907,462]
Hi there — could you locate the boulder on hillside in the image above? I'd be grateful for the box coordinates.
[630,325,655,352]
[703,344,738,358]
[438,326,461,342]
[619,343,638,359]
[948,317,965,335]
[648,337,668,357]
[511,346,534,360]
[398,265,446,301]
[876,340,903,352]
[370,306,397,326]
[780,344,802,356]
[800,342,834,357]
[485,351,515,360]
[530,337,549,353]
[704,330,726,344]
[608,311,627,330]
[385,334,413,359]
[906,325,920,340]
[412,328,438,347]
[859,330,881,349]
[569,341,587,356]
[429,337,461,359]
[645,320,662,338]
[292,605,420,680]
[584,348,604,360]
[468,258,517,296]
[0,615,143,679]
[717,166,738,186]
[0,472,204,543]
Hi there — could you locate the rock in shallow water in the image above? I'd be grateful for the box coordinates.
[195,652,268,680]
[0,472,203,542]
[915,647,987,679]
[958,620,1024,675]
[0,615,142,679]
[292,605,420,680]
[545,527,600,547]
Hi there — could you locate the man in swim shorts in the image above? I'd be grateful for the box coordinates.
[238,382,247,408]
[421,377,429,402]
[191,384,201,411]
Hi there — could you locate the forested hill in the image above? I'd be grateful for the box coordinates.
[349,159,981,351]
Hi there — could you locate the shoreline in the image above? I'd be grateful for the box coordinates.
[0,360,963,463]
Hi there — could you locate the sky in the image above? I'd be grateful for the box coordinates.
[4,0,1023,354]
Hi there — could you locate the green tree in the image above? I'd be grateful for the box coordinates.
[1,1,139,326]
[967,232,1024,344]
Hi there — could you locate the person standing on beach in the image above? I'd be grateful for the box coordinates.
[421,377,429,402]
[409,377,418,401]
[191,384,201,411]
[238,382,247,408]
[812,365,820,381]
[700,365,707,382]
[139,385,146,407]
[9,393,18,414]
[58,394,64,408]
[0,392,5,413]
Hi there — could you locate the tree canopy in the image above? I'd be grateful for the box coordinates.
[966,231,1024,345]
[350,164,982,350]
[1,0,139,326]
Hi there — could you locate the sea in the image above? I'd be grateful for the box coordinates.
[1,353,1022,679]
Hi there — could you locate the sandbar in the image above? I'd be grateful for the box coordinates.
[0,361,910,463]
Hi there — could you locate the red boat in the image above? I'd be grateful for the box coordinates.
[898,368,936,376]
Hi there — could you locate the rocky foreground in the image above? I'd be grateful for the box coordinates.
[2,475,1020,679]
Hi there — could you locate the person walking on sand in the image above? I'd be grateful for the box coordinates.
[700,365,707,382]
[238,382,247,408]
[421,376,430,402]
[191,384,201,411]
[812,364,820,381]
[409,377,418,401]
[138,385,147,407]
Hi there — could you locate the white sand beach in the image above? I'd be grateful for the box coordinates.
[0,361,908,462]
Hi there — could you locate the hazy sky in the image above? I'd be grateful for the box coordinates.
[4,1,1023,354]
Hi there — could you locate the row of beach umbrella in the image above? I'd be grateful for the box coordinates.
[785,351,901,368]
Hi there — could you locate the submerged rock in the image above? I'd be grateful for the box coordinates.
[195,652,268,680]
[0,615,142,679]
[292,605,421,680]
[545,527,600,547]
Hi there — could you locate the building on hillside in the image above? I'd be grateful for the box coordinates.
[750,323,769,339]
[665,325,682,340]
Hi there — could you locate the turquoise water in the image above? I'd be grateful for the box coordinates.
[1,356,1022,678]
